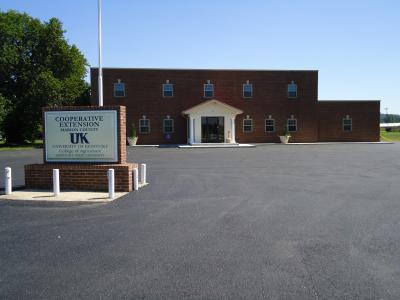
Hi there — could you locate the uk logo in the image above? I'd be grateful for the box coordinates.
[70,133,89,144]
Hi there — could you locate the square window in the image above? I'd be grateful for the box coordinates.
[163,83,173,97]
[343,119,352,132]
[139,119,150,134]
[265,119,275,132]
[204,84,214,98]
[243,119,253,133]
[287,119,297,132]
[288,83,297,98]
[163,119,174,133]
[114,82,125,97]
[243,84,253,98]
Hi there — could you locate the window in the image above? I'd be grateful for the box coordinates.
[204,83,214,98]
[265,118,275,132]
[343,117,352,132]
[243,82,253,98]
[163,118,174,133]
[288,81,297,98]
[139,117,150,134]
[163,83,173,97]
[243,117,253,133]
[114,81,125,97]
[287,118,297,132]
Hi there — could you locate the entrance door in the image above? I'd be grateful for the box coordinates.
[201,117,224,143]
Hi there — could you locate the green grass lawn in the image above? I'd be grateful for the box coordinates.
[380,130,400,142]
[0,139,43,151]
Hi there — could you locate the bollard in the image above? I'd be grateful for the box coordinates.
[133,168,139,191]
[53,169,60,196]
[108,168,115,199]
[140,163,147,185]
[5,167,12,195]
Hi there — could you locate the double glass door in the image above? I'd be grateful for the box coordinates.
[201,117,224,143]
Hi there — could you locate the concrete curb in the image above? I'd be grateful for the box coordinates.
[0,189,129,203]
[127,142,393,148]
[178,144,256,149]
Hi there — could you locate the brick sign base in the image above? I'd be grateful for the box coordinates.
[25,163,136,192]
[25,105,136,192]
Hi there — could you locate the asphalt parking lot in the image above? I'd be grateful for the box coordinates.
[1,144,400,299]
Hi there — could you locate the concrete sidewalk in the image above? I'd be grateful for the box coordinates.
[0,189,128,203]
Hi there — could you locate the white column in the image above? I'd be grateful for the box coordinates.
[189,116,194,145]
[108,169,115,199]
[4,167,12,195]
[193,118,196,143]
[133,168,139,191]
[231,117,236,143]
[140,163,147,185]
[53,169,60,196]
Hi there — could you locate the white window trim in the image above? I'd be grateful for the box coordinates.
[243,118,253,133]
[265,118,275,132]
[139,118,150,134]
[162,83,174,98]
[243,83,253,98]
[203,84,214,98]
[343,118,352,132]
[287,118,297,132]
[114,82,125,97]
[163,118,174,133]
[288,83,297,98]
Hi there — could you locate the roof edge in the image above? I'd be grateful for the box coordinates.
[182,99,244,115]
[90,67,318,72]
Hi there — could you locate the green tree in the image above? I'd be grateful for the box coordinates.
[0,10,90,143]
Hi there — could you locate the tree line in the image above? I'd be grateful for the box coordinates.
[0,10,90,144]
[380,114,400,123]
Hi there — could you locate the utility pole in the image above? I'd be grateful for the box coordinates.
[98,0,103,106]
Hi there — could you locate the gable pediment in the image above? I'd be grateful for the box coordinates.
[182,99,243,115]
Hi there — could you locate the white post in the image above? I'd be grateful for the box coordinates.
[231,117,236,143]
[140,163,147,185]
[53,169,60,196]
[108,168,115,199]
[4,167,12,195]
[98,0,103,107]
[189,116,194,145]
[133,168,139,191]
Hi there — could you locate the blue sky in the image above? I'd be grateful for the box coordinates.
[1,0,399,113]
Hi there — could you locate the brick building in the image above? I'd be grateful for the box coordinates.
[90,68,380,144]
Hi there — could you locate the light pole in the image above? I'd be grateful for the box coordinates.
[98,0,103,106]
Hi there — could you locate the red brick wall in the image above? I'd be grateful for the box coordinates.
[25,163,136,192]
[90,68,319,144]
[90,68,379,143]
[318,101,380,142]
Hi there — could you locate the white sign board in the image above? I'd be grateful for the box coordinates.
[44,110,118,162]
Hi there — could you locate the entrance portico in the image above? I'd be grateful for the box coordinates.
[182,99,243,144]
